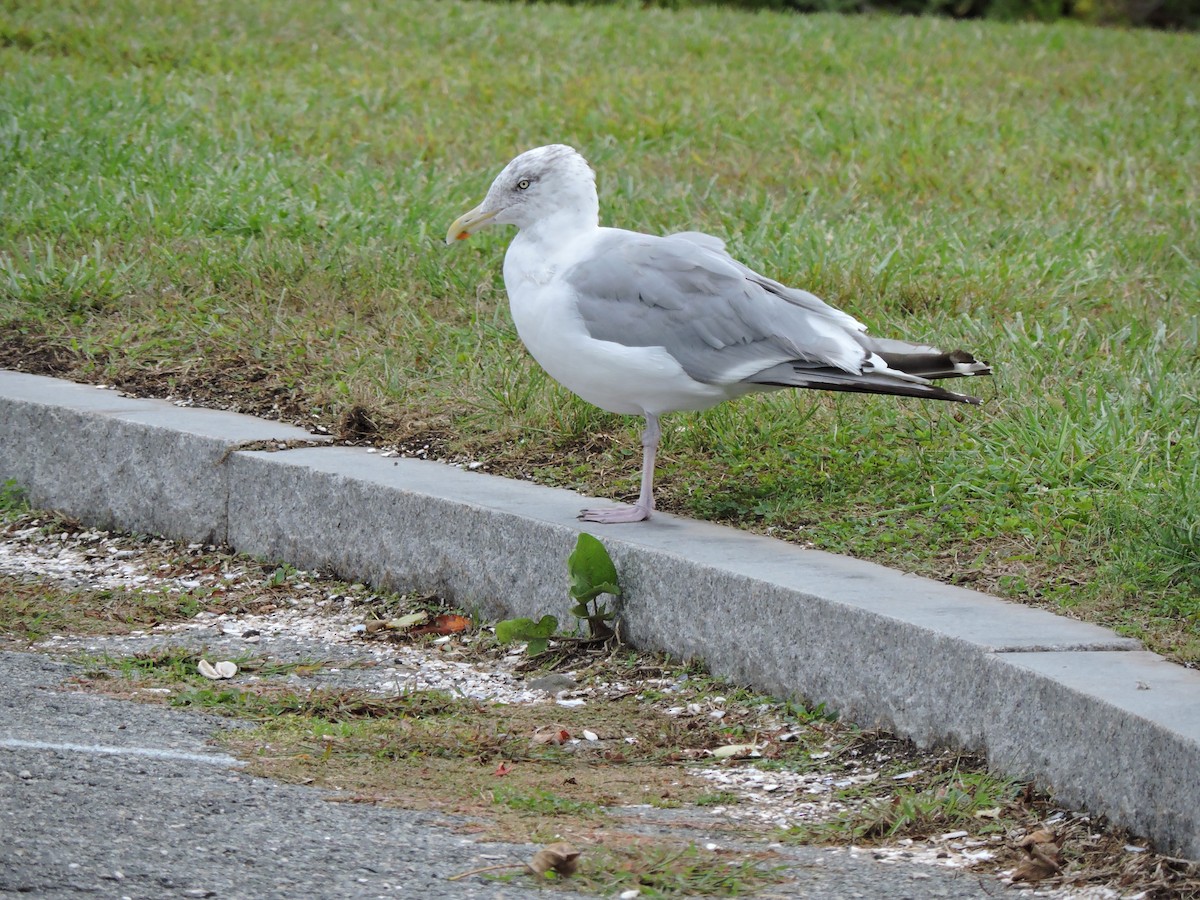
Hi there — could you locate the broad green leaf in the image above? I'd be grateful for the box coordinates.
[568,533,621,602]
[494,614,558,645]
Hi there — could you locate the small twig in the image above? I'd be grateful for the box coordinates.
[1153,853,1200,868]
[446,862,525,882]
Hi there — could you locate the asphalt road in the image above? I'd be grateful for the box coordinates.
[0,650,1019,900]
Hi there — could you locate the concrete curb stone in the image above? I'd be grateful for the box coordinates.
[0,370,326,544]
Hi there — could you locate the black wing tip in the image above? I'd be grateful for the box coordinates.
[949,349,992,378]
[751,368,989,404]
[925,383,984,404]
[880,348,992,381]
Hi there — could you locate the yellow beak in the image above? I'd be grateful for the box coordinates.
[445,203,498,245]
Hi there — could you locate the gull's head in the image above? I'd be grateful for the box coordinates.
[446,144,599,244]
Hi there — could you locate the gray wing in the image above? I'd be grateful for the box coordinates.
[564,229,870,386]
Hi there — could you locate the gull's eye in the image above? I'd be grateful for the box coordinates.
[516,179,531,191]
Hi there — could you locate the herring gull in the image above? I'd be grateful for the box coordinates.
[447,145,991,524]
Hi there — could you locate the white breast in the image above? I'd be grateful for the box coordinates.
[503,235,733,417]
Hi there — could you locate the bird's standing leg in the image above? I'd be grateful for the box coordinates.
[579,414,661,524]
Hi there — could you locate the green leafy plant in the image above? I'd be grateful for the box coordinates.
[566,532,621,641]
[265,563,298,587]
[494,614,559,656]
[495,533,622,655]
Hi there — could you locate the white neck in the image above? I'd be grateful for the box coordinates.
[517,204,599,247]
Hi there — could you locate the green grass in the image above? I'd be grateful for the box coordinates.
[785,765,1021,843]
[0,480,27,515]
[1,1,1197,658]
[493,786,603,817]
[76,647,332,689]
[0,577,207,642]
[567,844,785,897]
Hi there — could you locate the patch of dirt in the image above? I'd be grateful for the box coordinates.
[0,322,314,422]
[335,403,385,442]
[0,325,459,457]
[109,359,316,424]
[0,325,78,376]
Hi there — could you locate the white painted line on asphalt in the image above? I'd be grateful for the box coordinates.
[0,737,242,766]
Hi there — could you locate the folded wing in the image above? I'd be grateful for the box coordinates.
[565,229,989,403]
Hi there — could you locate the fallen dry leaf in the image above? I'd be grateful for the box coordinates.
[1018,829,1059,848]
[1011,828,1063,883]
[527,842,581,878]
[493,761,513,777]
[387,612,428,631]
[1012,857,1060,883]
[531,724,571,745]
[407,613,472,637]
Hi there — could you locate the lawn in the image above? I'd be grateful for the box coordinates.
[1,0,1197,659]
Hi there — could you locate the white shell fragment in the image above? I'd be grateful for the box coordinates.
[215,660,238,678]
[198,659,238,680]
[712,743,761,759]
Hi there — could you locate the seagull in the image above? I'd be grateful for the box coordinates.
[447,145,991,524]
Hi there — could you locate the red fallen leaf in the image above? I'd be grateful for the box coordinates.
[408,614,472,637]
[493,762,513,777]
[531,725,571,745]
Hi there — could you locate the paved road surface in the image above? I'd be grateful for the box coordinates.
[0,650,1011,899]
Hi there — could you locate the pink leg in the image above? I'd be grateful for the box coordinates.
[579,414,660,524]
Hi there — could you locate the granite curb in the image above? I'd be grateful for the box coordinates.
[2,368,1197,858]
